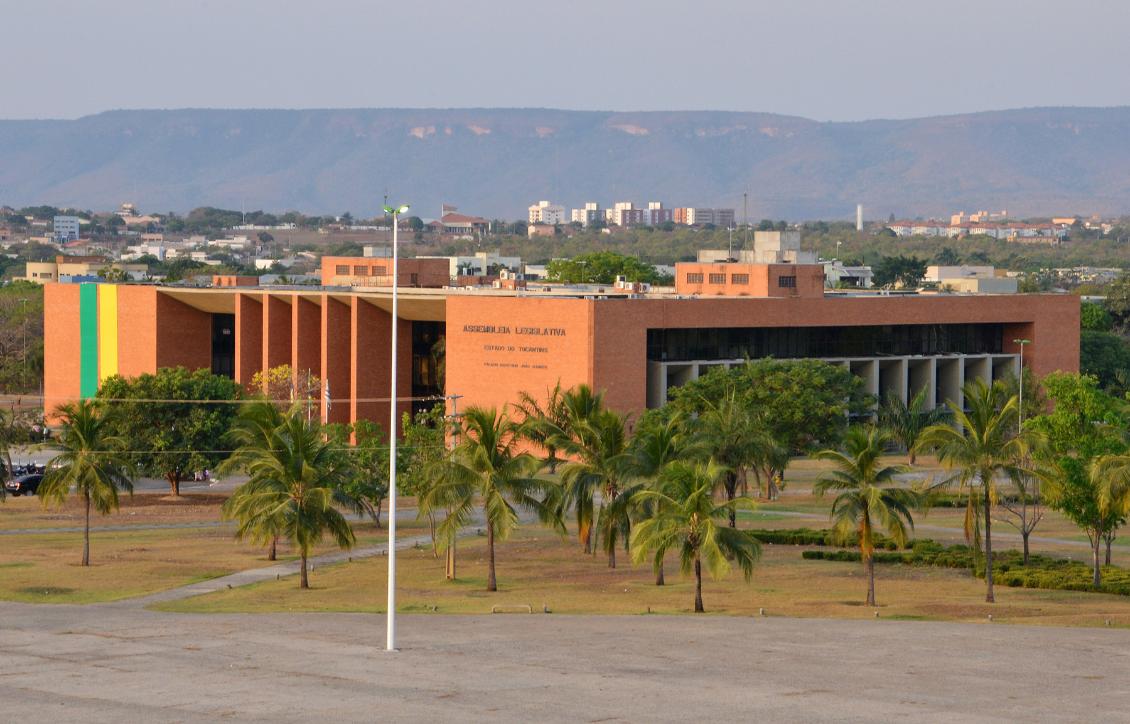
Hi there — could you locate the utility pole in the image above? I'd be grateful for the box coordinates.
[445,392,463,581]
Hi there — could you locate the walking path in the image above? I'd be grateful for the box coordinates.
[122,530,445,607]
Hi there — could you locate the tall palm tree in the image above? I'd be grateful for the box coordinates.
[545,384,607,553]
[879,387,948,465]
[915,379,1028,603]
[557,408,633,567]
[221,404,355,589]
[693,389,779,522]
[625,411,694,585]
[630,460,761,612]
[815,426,921,606]
[221,401,286,559]
[514,382,570,473]
[38,400,134,566]
[431,406,561,591]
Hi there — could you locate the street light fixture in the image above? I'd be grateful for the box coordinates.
[1013,338,1031,432]
[382,202,409,652]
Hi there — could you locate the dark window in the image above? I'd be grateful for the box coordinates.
[373,265,387,276]
[211,313,235,378]
[646,324,1004,362]
[778,275,797,288]
[354,265,368,275]
[686,272,704,284]
[708,273,726,284]
[411,321,445,417]
[731,273,749,285]
[335,264,349,274]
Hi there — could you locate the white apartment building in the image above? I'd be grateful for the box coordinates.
[528,200,565,225]
[571,202,602,226]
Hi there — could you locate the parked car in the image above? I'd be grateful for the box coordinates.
[5,473,43,497]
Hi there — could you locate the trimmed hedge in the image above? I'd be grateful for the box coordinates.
[803,540,1130,597]
[749,527,905,550]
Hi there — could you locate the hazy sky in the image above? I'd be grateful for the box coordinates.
[5,0,1127,121]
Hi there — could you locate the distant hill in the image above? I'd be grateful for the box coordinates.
[2,107,1130,220]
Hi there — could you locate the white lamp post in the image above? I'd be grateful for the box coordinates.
[1013,338,1031,432]
[383,202,409,652]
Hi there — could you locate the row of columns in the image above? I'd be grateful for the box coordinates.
[233,292,411,435]
[647,353,1020,412]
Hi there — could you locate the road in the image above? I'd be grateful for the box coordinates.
[1,604,1128,722]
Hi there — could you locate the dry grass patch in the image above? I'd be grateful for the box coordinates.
[0,498,424,604]
[155,525,1130,627]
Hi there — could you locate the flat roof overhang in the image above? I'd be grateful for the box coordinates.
[158,287,448,322]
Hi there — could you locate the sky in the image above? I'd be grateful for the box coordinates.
[4,0,1128,122]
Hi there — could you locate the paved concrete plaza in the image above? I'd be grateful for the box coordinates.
[2,603,1129,722]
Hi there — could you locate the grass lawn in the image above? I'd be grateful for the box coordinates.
[154,524,1130,628]
[0,493,425,604]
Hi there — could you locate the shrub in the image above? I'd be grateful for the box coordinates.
[803,538,1130,597]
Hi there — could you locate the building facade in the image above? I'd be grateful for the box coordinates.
[44,278,1079,438]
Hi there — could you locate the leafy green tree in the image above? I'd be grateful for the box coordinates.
[545,251,663,284]
[916,380,1030,602]
[1029,373,1127,585]
[879,387,948,465]
[38,400,134,566]
[1080,331,1130,393]
[671,360,867,485]
[1104,274,1130,329]
[815,427,921,605]
[98,367,243,496]
[630,460,761,612]
[1081,302,1114,332]
[556,408,633,567]
[872,254,927,289]
[933,247,961,265]
[222,403,356,588]
[429,406,561,591]
[327,419,389,529]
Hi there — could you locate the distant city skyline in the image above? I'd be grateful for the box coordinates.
[4,0,1128,122]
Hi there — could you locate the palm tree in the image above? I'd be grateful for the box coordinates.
[221,404,355,589]
[1088,454,1130,582]
[557,408,633,567]
[220,401,286,560]
[625,411,694,585]
[879,387,948,465]
[38,400,134,566]
[630,460,761,612]
[430,406,561,591]
[545,384,607,553]
[915,379,1028,603]
[692,390,779,520]
[514,382,569,473]
[814,426,921,606]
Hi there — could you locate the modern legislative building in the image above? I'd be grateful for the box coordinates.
[43,250,1080,433]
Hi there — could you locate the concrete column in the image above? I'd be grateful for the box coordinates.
[234,293,262,388]
[261,295,292,387]
[321,295,351,424]
[350,297,411,438]
[291,294,321,389]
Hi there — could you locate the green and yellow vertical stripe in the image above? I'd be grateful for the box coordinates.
[78,283,120,399]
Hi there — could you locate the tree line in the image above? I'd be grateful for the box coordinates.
[10,360,1130,613]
